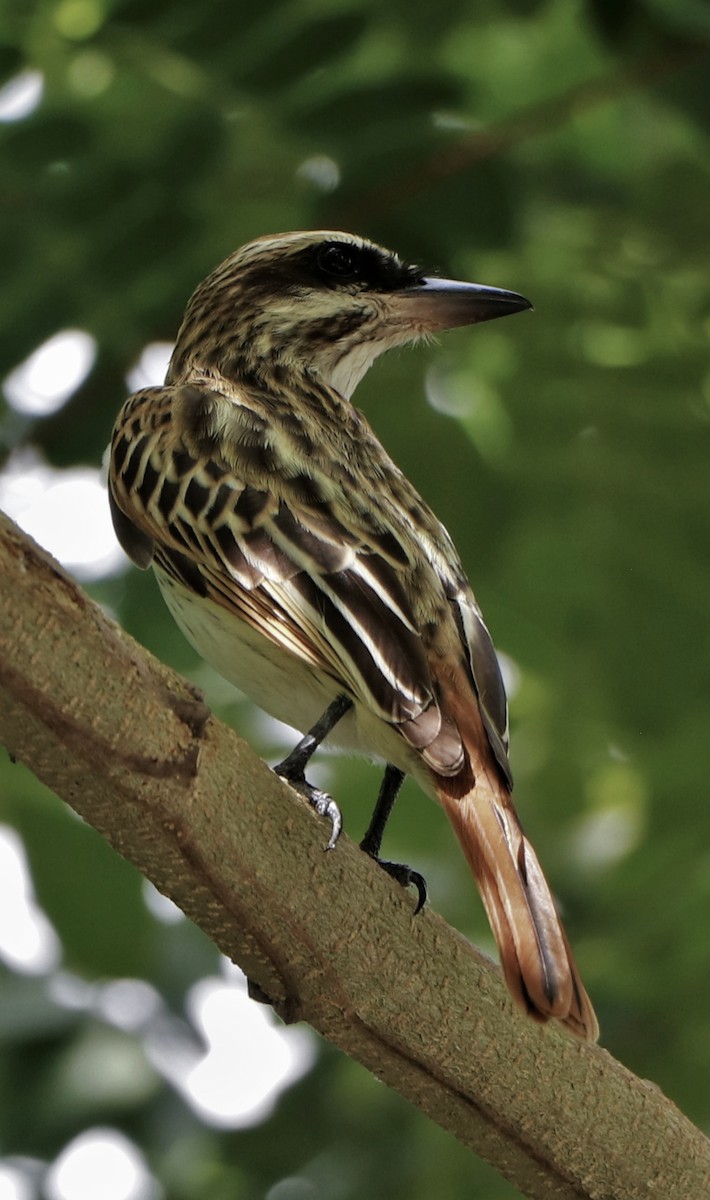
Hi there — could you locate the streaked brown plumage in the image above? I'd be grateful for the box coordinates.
[109,230,598,1040]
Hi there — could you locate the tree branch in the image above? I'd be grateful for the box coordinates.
[1,509,708,1200]
[337,39,709,226]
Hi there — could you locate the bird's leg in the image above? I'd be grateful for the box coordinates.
[360,764,427,913]
[274,693,352,850]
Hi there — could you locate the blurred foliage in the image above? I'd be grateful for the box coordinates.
[1,0,710,1196]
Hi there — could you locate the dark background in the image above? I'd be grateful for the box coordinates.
[1,1,709,1196]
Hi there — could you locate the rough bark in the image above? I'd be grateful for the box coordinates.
[1,509,708,1200]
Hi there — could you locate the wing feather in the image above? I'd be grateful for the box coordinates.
[109,383,495,768]
[454,597,513,788]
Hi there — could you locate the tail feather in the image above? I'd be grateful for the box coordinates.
[437,762,598,1042]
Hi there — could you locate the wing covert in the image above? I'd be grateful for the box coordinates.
[109,383,465,764]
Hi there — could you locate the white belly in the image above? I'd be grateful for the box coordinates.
[155,569,430,792]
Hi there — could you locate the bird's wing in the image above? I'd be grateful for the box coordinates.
[109,383,480,774]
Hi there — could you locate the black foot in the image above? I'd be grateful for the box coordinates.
[247,977,300,1025]
[247,978,273,1005]
[274,766,343,851]
[358,763,426,912]
[371,857,428,914]
[273,694,351,851]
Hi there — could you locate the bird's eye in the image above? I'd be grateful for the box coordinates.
[316,243,360,279]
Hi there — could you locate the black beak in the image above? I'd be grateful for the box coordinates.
[399,276,532,331]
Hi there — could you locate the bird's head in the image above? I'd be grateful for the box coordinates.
[168,230,531,399]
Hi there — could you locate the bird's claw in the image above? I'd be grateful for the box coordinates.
[274,768,343,851]
[246,977,273,1005]
[371,857,428,914]
[308,785,342,851]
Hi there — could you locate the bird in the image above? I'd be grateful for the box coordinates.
[109,230,598,1040]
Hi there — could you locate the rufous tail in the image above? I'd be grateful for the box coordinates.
[436,763,598,1041]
